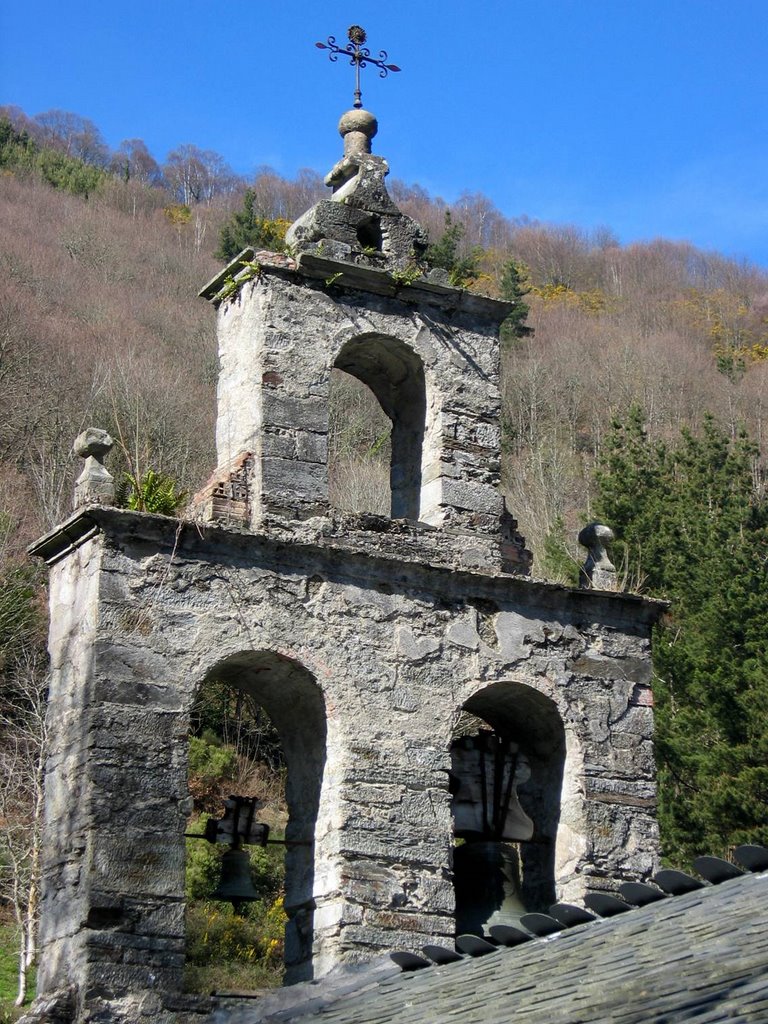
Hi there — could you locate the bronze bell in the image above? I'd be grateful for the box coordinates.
[211,846,260,913]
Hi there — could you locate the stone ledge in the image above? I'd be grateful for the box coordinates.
[294,253,514,321]
[198,248,297,303]
[198,247,514,322]
[28,507,668,627]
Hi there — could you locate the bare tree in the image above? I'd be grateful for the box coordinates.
[111,138,164,187]
[33,109,109,167]
[0,629,47,1005]
[164,144,240,206]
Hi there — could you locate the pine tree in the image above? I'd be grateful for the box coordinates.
[499,259,533,343]
[595,410,768,864]
[215,189,289,262]
[424,211,482,288]
[0,117,37,172]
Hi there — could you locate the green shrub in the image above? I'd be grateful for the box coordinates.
[185,828,222,901]
[187,734,239,812]
[247,844,285,902]
[188,733,238,785]
[184,898,285,993]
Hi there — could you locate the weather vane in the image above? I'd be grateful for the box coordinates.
[315,25,401,110]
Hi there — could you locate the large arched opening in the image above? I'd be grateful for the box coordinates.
[332,334,427,520]
[186,650,327,986]
[450,681,566,935]
[327,369,391,516]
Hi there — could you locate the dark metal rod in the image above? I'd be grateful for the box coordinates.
[211,991,263,999]
[492,736,504,836]
[498,747,518,842]
[478,735,490,836]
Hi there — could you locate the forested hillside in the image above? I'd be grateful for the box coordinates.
[3,105,768,555]
[2,103,768,1007]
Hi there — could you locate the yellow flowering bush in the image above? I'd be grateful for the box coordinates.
[185,895,287,993]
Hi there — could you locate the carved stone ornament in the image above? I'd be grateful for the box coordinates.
[578,522,618,591]
[73,428,115,509]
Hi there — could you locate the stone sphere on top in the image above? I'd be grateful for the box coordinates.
[338,109,378,158]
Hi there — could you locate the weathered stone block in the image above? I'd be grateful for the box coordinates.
[261,458,328,498]
[296,431,328,464]
[91,836,186,898]
[261,393,329,434]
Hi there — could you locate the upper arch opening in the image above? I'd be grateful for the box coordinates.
[333,334,426,520]
[463,681,565,759]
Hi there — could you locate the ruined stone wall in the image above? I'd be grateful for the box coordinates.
[34,509,659,1002]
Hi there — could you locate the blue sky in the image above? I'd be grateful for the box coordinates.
[2,1,768,266]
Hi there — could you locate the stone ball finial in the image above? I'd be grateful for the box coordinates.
[73,428,115,509]
[338,108,378,157]
[578,522,618,591]
[73,428,114,460]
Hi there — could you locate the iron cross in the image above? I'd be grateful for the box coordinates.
[316,25,401,109]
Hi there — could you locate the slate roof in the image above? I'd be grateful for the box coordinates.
[216,865,768,1024]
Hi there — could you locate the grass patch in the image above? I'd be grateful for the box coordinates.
[184,959,281,997]
[0,923,20,1001]
[0,922,33,1022]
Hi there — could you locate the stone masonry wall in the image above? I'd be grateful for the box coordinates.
[211,261,507,537]
[34,508,660,1004]
[37,538,102,998]
[38,530,189,1007]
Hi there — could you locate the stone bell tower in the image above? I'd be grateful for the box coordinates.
[28,42,663,1023]
[196,97,529,571]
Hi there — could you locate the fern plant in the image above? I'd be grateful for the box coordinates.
[123,469,186,516]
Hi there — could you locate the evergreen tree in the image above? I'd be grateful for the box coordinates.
[0,117,37,173]
[0,118,105,198]
[424,211,482,288]
[36,148,105,198]
[499,259,533,343]
[595,410,768,864]
[215,189,288,262]
[539,516,579,585]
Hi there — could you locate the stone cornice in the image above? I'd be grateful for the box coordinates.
[198,247,515,323]
[28,506,668,627]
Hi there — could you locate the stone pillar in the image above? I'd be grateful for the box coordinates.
[36,534,187,1004]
